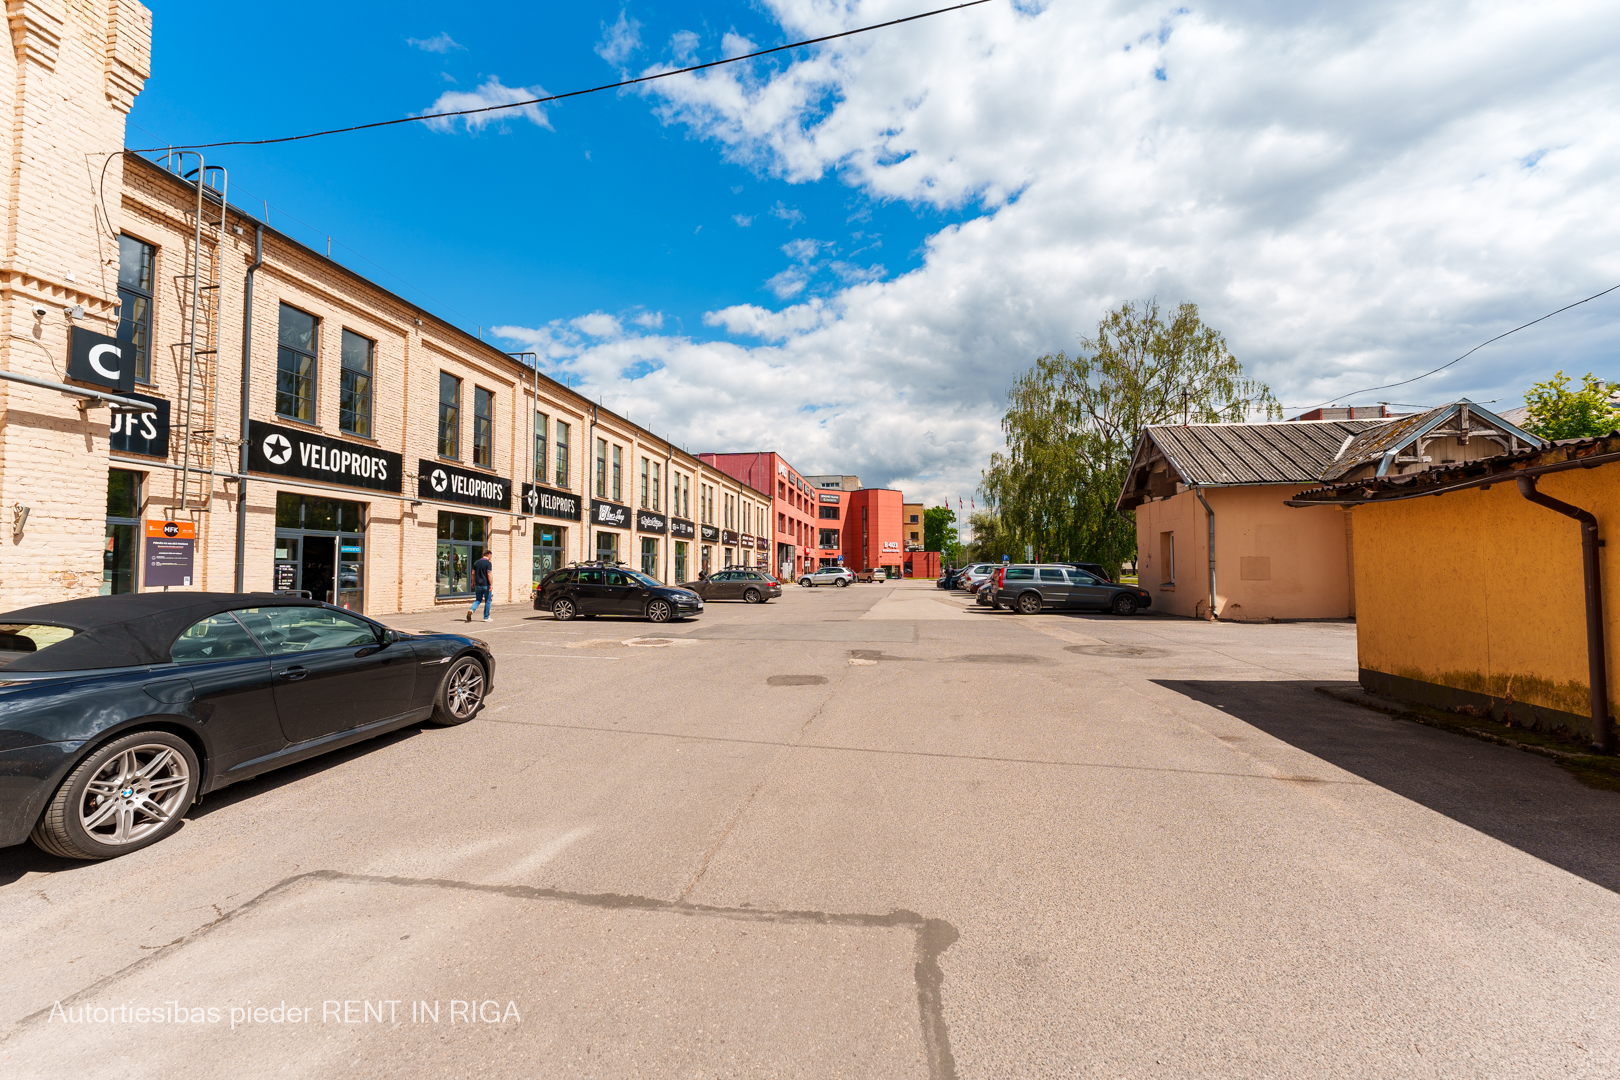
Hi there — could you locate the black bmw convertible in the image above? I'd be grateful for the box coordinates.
[0,593,494,860]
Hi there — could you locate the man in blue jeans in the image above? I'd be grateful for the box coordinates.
[466,549,494,622]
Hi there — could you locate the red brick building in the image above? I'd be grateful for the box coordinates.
[843,488,905,576]
[699,452,822,579]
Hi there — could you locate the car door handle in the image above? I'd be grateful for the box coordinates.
[278,666,308,681]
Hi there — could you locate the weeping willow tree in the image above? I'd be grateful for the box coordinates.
[982,301,1279,577]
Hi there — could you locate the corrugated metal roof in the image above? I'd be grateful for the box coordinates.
[1320,400,1544,482]
[1147,419,1389,486]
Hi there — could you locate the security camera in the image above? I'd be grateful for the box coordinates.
[30,304,47,319]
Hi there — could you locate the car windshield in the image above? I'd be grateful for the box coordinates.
[626,570,662,588]
[0,623,76,669]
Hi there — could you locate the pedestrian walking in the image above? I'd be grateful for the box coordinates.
[467,549,494,622]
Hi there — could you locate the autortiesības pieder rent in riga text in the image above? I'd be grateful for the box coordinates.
[47,999,522,1029]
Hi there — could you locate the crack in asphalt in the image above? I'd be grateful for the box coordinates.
[471,716,1364,784]
[2,868,961,1080]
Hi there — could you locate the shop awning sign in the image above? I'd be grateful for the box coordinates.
[248,420,403,494]
[591,499,630,528]
[721,529,739,546]
[636,510,668,534]
[109,393,170,457]
[67,326,134,393]
[520,483,581,521]
[739,534,754,549]
[670,518,695,539]
[700,524,720,543]
[418,459,510,510]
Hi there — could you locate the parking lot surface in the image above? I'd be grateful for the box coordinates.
[3,580,1619,1078]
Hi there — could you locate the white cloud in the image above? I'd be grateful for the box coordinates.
[766,266,811,299]
[408,32,464,54]
[722,33,757,59]
[781,238,822,261]
[502,0,1620,507]
[632,311,666,329]
[572,312,623,339]
[732,213,754,227]
[418,77,551,133]
[770,201,804,226]
[597,11,642,66]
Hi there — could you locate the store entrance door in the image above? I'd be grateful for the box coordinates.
[301,536,336,604]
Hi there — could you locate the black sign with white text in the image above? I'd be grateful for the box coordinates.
[591,499,630,529]
[109,393,170,457]
[721,530,739,546]
[701,524,720,543]
[520,483,581,521]
[740,534,755,550]
[66,326,134,393]
[249,420,403,493]
[636,509,668,534]
[418,459,510,510]
[670,518,695,540]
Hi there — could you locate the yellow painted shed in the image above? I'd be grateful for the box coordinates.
[1290,434,1620,752]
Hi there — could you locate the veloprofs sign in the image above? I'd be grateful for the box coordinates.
[248,420,402,493]
[419,459,511,511]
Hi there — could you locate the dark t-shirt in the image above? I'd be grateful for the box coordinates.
[472,558,493,588]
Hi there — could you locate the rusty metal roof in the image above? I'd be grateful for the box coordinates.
[1144,419,1389,487]
[1320,400,1542,482]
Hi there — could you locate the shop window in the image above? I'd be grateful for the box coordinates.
[555,421,570,487]
[276,305,318,423]
[339,330,373,437]
[473,386,494,467]
[117,235,154,384]
[276,493,367,609]
[102,469,141,595]
[436,512,488,597]
[819,506,840,519]
[534,526,566,584]
[438,372,461,459]
[596,530,619,564]
[595,438,607,497]
[674,541,688,583]
[819,529,840,548]
[640,537,658,579]
[534,412,548,484]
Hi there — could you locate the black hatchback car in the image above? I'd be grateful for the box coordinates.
[0,593,494,860]
[536,564,703,623]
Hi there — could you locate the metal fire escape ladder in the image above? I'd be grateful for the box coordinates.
[159,151,228,512]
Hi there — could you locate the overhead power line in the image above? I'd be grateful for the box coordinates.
[127,1,994,153]
[1301,282,1620,412]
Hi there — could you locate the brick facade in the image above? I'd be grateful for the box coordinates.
[0,20,772,614]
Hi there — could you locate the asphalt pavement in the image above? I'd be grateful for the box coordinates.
[3,579,1618,1078]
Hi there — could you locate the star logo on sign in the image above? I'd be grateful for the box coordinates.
[526,489,539,512]
[430,469,448,493]
[262,433,292,465]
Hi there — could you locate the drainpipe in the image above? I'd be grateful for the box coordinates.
[234,224,264,593]
[1516,475,1613,753]
[1193,486,1217,621]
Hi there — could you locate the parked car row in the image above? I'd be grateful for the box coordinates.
[973,564,1151,615]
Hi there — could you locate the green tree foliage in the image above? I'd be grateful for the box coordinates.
[964,512,1010,563]
[1522,371,1620,441]
[923,506,956,552]
[982,301,1278,577]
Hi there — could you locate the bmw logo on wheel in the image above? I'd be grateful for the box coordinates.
[261,432,292,465]
[430,469,448,493]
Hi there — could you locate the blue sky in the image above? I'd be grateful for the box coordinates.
[127,2,973,348]
[129,1,1620,502]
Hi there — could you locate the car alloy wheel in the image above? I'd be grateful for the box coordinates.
[800,578,813,587]
[647,599,673,623]
[1112,593,1139,616]
[432,656,486,725]
[552,597,576,621]
[834,578,849,587]
[31,731,199,860]
[1017,592,1043,615]
[743,588,762,604]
